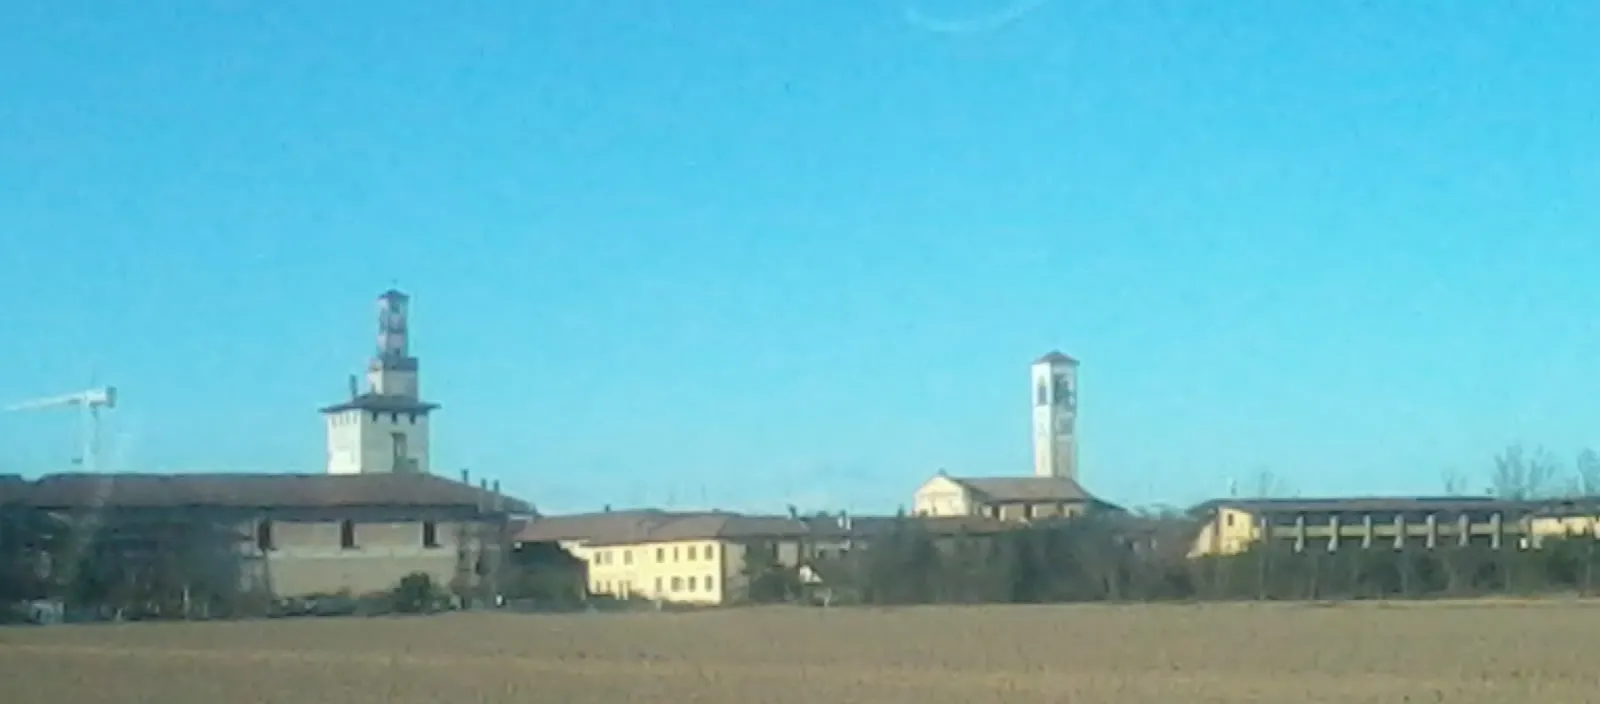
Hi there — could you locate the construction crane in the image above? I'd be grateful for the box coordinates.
[5,386,117,471]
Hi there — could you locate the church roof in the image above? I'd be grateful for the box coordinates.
[319,392,439,414]
[947,475,1093,502]
[1034,350,1078,365]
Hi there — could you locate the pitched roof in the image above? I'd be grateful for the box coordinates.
[512,509,693,544]
[1190,496,1538,516]
[1034,350,1078,366]
[949,476,1092,503]
[16,472,526,512]
[518,510,1022,547]
[319,392,439,414]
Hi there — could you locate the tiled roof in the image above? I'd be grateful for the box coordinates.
[1190,496,1554,516]
[512,509,694,544]
[319,393,439,414]
[950,476,1092,503]
[1034,350,1078,365]
[517,510,1020,547]
[14,472,526,512]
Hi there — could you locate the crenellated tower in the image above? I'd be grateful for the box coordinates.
[320,290,439,475]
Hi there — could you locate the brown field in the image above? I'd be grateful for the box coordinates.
[5,601,1600,703]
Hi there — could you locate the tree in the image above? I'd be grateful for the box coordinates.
[1575,449,1600,496]
[0,508,71,604]
[1490,444,1559,500]
[1249,469,1293,498]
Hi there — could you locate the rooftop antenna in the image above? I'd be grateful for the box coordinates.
[347,374,359,399]
[1228,477,1238,498]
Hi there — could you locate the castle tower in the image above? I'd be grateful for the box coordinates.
[320,289,439,475]
[1030,351,1079,480]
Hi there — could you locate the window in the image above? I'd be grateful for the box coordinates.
[670,576,683,591]
[340,520,357,549]
[673,546,680,561]
[256,519,274,552]
[1225,513,1235,528]
[703,545,716,559]
[391,432,408,471]
[687,576,697,591]
[704,576,716,592]
[623,550,632,565]
[1036,380,1048,407]
[656,547,665,562]
[422,521,440,548]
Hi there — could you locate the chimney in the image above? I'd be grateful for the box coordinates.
[461,468,470,485]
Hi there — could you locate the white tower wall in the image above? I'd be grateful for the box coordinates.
[1030,352,1079,480]
[325,409,432,475]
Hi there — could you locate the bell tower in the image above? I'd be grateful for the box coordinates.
[320,289,440,475]
[1031,351,1079,480]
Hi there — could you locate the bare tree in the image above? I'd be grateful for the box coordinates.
[1575,449,1600,496]
[1441,469,1467,496]
[1250,469,1293,499]
[1490,444,1560,501]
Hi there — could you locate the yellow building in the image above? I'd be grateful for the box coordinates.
[1188,496,1600,558]
[514,511,826,604]
[514,510,1016,605]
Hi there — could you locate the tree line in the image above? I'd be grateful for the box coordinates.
[788,514,1600,607]
[779,445,1600,607]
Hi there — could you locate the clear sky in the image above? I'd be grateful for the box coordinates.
[3,1,1598,514]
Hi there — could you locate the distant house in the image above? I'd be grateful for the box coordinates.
[912,472,1115,521]
[1187,496,1600,558]
[512,510,1014,605]
[5,472,525,601]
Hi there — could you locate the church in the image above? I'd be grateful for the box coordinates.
[911,351,1113,520]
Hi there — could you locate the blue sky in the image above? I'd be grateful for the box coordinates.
[3,1,1598,514]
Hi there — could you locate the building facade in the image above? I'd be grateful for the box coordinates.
[912,472,1103,520]
[11,471,523,601]
[512,511,1014,605]
[1187,496,1600,558]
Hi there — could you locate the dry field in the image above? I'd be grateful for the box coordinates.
[4,600,1600,703]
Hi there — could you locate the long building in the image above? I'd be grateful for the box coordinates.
[2,471,526,600]
[1188,496,1600,557]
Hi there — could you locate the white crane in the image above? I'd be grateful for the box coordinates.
[5,386,117,472]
